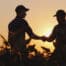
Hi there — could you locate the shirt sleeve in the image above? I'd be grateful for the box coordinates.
[24,21,40,39]
[24,21,33,37]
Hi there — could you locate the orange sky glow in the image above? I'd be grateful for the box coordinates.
[0,0,66,53]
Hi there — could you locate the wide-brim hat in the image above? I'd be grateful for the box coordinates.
[15,5,29,13]
[54,9,66,17]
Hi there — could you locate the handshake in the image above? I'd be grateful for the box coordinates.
[40,36,47,41]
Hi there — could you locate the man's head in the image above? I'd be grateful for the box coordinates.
[15,5,29,18]
[54,9,66,24]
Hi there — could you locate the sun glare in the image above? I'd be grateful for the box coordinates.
[45,30,52,37]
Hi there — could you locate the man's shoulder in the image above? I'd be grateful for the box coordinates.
[53,25,59,29]
[8,18,28,27]
[8,19,14,26]
[20,19,28,25]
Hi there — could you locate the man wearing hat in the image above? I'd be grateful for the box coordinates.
[41,9,66,65]
[8,5,42,54]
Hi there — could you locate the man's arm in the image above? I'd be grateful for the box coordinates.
[42,26,56,42]
[25,23,41,40]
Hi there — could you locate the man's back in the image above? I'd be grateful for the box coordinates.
[8,17,30,51]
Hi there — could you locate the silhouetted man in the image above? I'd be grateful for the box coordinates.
[8,5,41,53]
[42,10,66,65]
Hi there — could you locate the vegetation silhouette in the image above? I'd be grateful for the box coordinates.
[0,34,51,66]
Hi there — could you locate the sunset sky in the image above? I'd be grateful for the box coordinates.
[0,0,66,52]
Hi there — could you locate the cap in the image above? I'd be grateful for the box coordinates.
[54,9,66,17]
[15,5,29,13]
